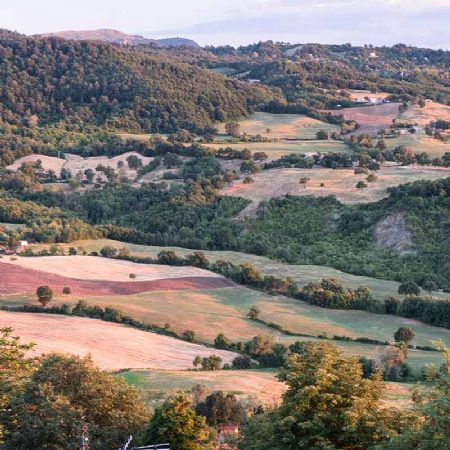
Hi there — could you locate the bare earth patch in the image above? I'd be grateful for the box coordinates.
[0,311,237,370]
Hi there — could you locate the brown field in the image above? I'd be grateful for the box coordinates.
[221,165,449,208]
[347,90,390,101]
[31,240,450,303]
[329,103,401,134]
[401,102,450,126]
[216,112,339,140]
[0,256,231,297]
[0,311,237,370]
[7,152,154,180]
[4,255,222,281]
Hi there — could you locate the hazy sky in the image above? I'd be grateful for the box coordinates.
[1,0,449,49]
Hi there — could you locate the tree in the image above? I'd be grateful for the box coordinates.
[183,330,196,342]
[394,327,415,344]
[196,391,244,427]
[0,328,36,444]
[398,281,421,296]
[225,122,241,138]
[232,355,252,369]
[100,245,117,258]
[240,342,413,450]
[316,130,329,140]
[129,273,137,280]
[356,180,368,189]
[62,286,71,295]
[193,355,202,369]
[4,354,149,450]
[201,355,223,371]
[126,155,143,170]
[422,280,438,298]
[84,168,95,183]
[299,177,311,188]
[157,250,179,265]
[36,286,53,307]
[247,305,260,320]
[214,333,231,350]
[240,160,259,174]
[163,152,183,168]
[145,394,215,450]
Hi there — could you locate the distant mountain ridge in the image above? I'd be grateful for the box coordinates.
[39,29,200,48]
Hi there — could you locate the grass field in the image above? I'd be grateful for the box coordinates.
[206,140,351,159]
[42,239,450,303]
[121,368,413,408]
[216,112,340,140]
[386,133,450,157]
[4,255,223,282]
[0,311,237,370]
[329,103,401,134]
[221,165,449,206]
[400,102,450,127]
[7,152,154,181]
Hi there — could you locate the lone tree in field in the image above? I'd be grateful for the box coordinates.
[299,177,311,188]
[36,286,53,307]
[129,273,137,280]
[356,180,368,189]
[316,130,329,140]
[62,286,71,295]
[398,281,421,296]
[248,305,261,320]
[225,122,241,137]
[394,327,415,344]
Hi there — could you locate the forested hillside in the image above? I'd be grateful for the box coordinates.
[0,30,276,133]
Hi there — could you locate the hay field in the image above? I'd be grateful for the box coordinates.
[32,239,450,303]
[401,102,450,126]
[4,255,222,282]
[216,112,340,140]
[386,133,450,157]
[329,103,400,134]
[347,90,390,101]
[0,311,237,370]
[222,165,449,205]
[206,140,351,158]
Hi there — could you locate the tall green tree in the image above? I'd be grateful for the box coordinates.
[145,393,216,450]
[0,328,36,444]
[4,354,149,450]
[240,342,413,450]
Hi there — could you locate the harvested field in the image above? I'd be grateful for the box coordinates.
[206,140,351,159]
[221,165,449,206]
[216,112,339,140]
[386,133,450,157]
[0,258,231,297]
[4,255,223,281]
[401,101,450,126]
[0,311,237,370]
[347,90,390,101]
[33,240,450,303]
[329,103,400,134]
[6,154,66,173]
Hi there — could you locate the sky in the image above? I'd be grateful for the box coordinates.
[1,0,449,49]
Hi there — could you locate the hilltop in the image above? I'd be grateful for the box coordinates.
[40,28,200,48]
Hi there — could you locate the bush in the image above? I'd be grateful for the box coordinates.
[62,286,71,295]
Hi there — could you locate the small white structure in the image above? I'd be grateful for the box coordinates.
[19,240,28,247]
